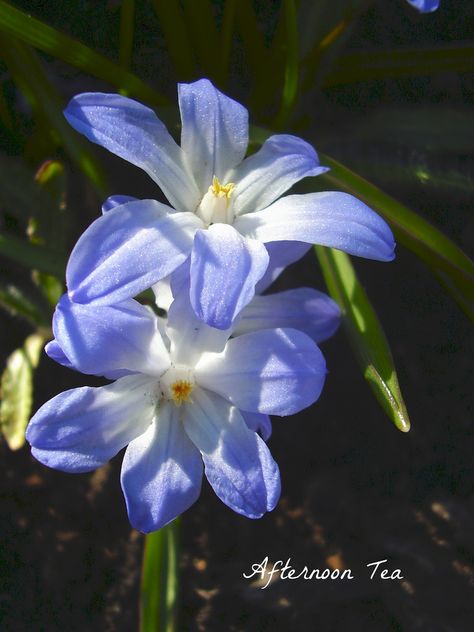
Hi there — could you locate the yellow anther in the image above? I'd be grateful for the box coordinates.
[210,176,235,199]
[170,380,193,405]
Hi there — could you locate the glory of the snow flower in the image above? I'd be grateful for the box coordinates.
[27,290,327,532]
[63,79,395,330]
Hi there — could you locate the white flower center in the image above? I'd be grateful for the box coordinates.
[196,175,235,226]
[159,364,195,405]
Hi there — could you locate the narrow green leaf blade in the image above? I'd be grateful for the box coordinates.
[0,285,48,327]
[318,153,474,320]
[0,35,107,193]
[315,246,410,432]
[0,0,167,106]
[0,332,45,450]
[151,0,195,79]
[274,0,299,127]
[0,233,65,278]
[119,0,135,73]
[324,43,474,87]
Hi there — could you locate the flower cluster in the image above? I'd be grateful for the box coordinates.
[27,79,395,532]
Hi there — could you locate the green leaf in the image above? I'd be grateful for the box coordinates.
[32,271,63,307]
[0,0,167,106]
[0,332,46,450]
[182,0,219,77]
[0,34,107,194]
[0,154,58,225]
[0,233,65,278]
[324,43,474,87]
[315,246,410,433]
[140,520,180,632]
[0,285,48,327]
[274,0,299,128]
[119,0,135,74]
[318,153,474,321]
[151,0,195,80]
[219,0,237,85]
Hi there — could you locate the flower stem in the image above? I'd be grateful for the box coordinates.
[140,519,180,632]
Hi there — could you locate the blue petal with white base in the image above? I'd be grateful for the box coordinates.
[234,191,395,262]
[26,375,154,473]
[195,328,327,415]
[235,288,340,343]
[53,294,170,377]
[178,78,248,194]
[230,134,328,216]
[183,388,280,518]
[190,224,269,330]
[121,402,203,533]
[67,199,201,305]
[64,93,200,211]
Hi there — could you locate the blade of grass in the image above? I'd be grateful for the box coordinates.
[0,34,107,194]
[140,519,180,632]
[219,0,237,86]
[324,42,474,86]
[234,0,274,111]
[301,0,371,92]
[0,233,65,278]
[119,0,135,74]
[318,153,474,320]
[274,0,299,128]
[151,0,195,80]
[0,0,167,106]
[0,285,49,327]
[316,246,410,432]
[182,0,219,77]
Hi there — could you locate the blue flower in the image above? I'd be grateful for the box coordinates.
[27,290,326,532]
[405,0,439,12]
[64,79,395,329]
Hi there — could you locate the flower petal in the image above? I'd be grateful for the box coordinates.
[189,224,269,330]
[230,134,328,215]
[235,288,341,343]
[241,410,272,441]
[64,93,200,211]
[195,328,327,415]
[53,294,170,377]
[183,388,280,518]
[26,375,154,473]
[256,241,311,293]
[45,339,75,370]
[166,266,232,365]
[67,199,202,305]
[102,195,137,213]
[406,0,439,12]
[234,191,396,261]
[121,401,203,533]
[178,79,248,194]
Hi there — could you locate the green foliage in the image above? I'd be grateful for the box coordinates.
[316,246,410,432]
[318,154,474,321]
[0,332,46,450]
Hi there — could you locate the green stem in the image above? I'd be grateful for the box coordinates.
[140,519,180,632]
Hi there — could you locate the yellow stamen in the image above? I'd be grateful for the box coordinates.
[210,175,235,200]
[170,380,193,405]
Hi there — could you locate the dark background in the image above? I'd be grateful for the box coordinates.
[0,1,473,630]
